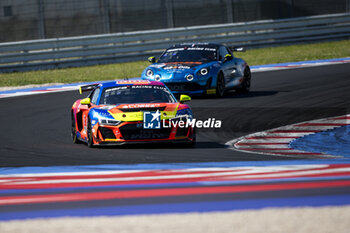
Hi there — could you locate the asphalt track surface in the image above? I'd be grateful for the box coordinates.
[1,63,350,167]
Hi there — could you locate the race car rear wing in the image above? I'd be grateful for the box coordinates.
[79,83,99,94]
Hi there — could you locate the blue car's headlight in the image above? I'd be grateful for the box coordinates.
[146,69,154,77]
[186,74,194,81]
[197,67,210,76]
[154,74,161,81]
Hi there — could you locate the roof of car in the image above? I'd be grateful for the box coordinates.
[99,80,165,89]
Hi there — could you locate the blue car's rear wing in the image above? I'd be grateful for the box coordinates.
[79,83,99,94]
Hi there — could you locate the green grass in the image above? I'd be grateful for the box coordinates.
[0,40,349,87]
[240,40,350,65]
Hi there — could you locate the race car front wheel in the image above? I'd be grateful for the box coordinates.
[216,73,225,97]
[87,117,95,148]
[182,127,196,148]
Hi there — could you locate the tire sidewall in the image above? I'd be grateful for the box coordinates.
[216,73,225,97]
[237,66,251,93]
[87,117,94,148]
[71,113,79,144]
[244,67,251,91]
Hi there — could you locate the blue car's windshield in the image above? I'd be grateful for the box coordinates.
[158,47,217,63]
[99,85,176,105]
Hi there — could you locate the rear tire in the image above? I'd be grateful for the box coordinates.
[71,113,80,144]
[236,67,251,94]
[87,117,94,148]
[216,73,225,97]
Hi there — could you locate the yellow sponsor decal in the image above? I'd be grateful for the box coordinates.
[109,110,178,122]
[206,89,216,94]
[105,139,119,142]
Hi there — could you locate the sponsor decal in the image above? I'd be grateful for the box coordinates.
[206,89,216,95]
[116,80,151,85]
[164,65,191,70]
[83,114,87,132]
[131,85,166,90]
[167,84,186,91]
[122,103,162,109]
[187,47,216,51]
[105,86,127,92]
[167,47,216,52]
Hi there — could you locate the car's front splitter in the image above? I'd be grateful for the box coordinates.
[95,138,194,146]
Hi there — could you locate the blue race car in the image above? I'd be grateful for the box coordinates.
[141,43,251,97]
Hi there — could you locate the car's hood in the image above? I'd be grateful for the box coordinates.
[93,103,185,122]
[148,61,216,81]
[159,62,202,69]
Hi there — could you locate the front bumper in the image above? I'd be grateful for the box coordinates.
[97,138,193,146]
[92,121,195,145]
[164,77,215,96]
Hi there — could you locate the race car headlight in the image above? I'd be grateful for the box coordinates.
[146,69,154,77]
[199,68,209,76]
[154,74,161,81]
[186,74,194,81]
[98,118,122,126]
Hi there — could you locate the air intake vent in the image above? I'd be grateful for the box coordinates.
[99,127,116,139]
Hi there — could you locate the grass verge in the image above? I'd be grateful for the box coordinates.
[0,40,349,87]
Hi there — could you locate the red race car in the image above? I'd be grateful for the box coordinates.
[71,80,196,147]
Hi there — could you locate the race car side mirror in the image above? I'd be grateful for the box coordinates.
[223,54,233,63]
[179,94,191,103]
[148,56,156,63]
[80,98,91,105]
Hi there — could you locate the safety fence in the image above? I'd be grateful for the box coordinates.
[0,13,349,72]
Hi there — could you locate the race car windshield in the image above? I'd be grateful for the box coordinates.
[99,85,176,105]
[158,47,217,63]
